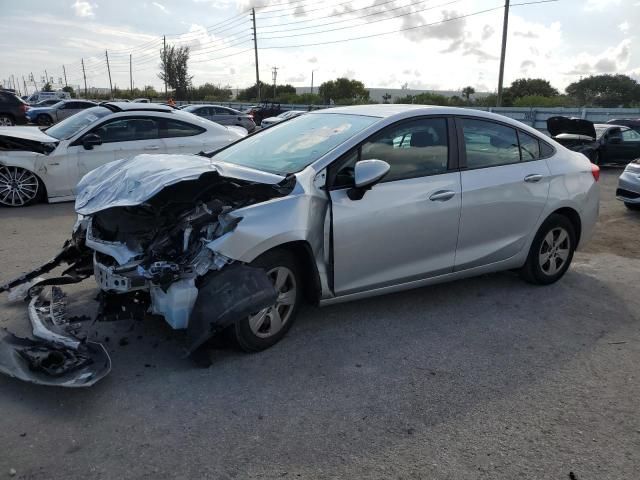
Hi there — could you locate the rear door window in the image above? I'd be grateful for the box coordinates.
[461,118,520,169]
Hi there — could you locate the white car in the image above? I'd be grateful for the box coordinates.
[0,102,246,207]
[260,110,306,128]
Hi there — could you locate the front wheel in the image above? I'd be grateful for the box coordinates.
[233,249,302,352]
[37,115,53,126]
[0,115,14,126]
[520,214,576,285]
[0,166,42,207]
[624,202,640,211]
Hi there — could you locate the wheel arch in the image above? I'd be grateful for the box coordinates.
[549,206,582,246]
[255,240,322,305]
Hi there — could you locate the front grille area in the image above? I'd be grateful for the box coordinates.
[616,188,640,199]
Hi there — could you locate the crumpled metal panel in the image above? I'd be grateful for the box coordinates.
[74,154,285,215]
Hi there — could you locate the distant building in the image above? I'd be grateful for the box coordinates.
[295,86,491,103]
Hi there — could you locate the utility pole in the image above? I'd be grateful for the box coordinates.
[311,70,315,95]
[251,8,261,103]
[105,50,113,99]
[496,0,510,107]
[44,69,49,87]
[163,35,167,98]
[62,65,68,87]
[272,66,278,100]
[15,76,22,96]
[22,76,28,96]
[129,54,133,95]
[81,59,88,98]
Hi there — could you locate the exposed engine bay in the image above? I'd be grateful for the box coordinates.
[0,163,296,387]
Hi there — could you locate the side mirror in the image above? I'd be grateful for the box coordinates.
[82,133,102,150]
[347,159,390,200]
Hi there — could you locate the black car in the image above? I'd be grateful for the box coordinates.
[607,118,640,133]
[0,90,29,126]
[547,116,640,165]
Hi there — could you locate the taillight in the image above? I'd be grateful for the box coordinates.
[591,163,600,182]
[20,104,29,113]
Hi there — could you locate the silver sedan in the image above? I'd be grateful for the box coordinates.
[616,158,640,210]
[0,105,600,386]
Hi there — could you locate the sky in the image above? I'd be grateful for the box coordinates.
[0,0,639,95]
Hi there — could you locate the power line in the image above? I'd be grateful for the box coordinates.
[260,0,460,39]
[258,1,557,49]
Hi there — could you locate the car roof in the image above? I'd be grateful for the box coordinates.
[101,102,174,113]
[595,123,628,130]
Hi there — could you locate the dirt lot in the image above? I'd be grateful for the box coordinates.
[0,169,638,479]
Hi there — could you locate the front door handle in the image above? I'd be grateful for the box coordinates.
[524,174,543,183]
[144,145,160,150]
[429,190,456,202]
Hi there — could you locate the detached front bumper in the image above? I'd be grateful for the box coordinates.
[0,287,111,387]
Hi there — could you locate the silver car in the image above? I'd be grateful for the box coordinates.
[616,158,640,210]
[25,99,97,126]
[260,110,306,128]
[0,105,600,386]
[182,104,256,132]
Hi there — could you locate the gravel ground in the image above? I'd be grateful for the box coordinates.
[0,169,638,480]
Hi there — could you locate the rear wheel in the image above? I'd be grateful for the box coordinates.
[0,166,42,207]
[624,202,640,211]
[233,249,302,352]
[520,214,576,285]
[37,114,53,126]
[0,115,14,126]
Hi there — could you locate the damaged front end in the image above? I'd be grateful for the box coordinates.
[0,155,294,387]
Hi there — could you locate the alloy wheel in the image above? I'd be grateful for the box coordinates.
[538,227,571,276]
[0,116,14,126]
[248,266,297,338]
[0,166,39,207]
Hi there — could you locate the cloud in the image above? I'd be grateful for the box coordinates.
[72,0,96,17]
[520,60,536,73]
[152,2,169,14]
[618,21,629,33]
[286,74,305,82]
[481,25,494,40]
[514,31,539,39]
[566,38,632,74]
[307,56,318,64]
[584,0,622,11]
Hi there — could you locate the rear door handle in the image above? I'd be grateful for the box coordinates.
[144,145,160,150]
[524,174,543,183]
[429,190,456,202]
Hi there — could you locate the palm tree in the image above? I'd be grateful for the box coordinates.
[461,86,475,103]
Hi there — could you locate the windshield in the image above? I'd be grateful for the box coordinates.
[595,126,608,139]
[212,113,378,174]
[46,106,112,140]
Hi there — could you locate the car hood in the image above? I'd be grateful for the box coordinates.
[0,126,58,143]
[547,116,596,139]
[74,154,286,215]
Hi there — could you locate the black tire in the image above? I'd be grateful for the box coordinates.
[37,114,53,126]
[0,166,43,207]
[624,202,640,211]
[0,114,14,126]
[520,214,576,285]
[233,249,302,352]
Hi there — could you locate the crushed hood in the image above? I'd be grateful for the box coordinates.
[0,126,59,143]
[75,154,286,215]
[547,116,596,139]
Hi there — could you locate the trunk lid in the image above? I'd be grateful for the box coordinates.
[547,116,596,139]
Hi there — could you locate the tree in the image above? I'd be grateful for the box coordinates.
[158,44,193,100]
[566,74,640,107]
[237,80,270,101]
[193,83,232,102]
[42,82,53,92]
[461,86,475,102]
[506,78,558,99]
[382,92,392,104]
[512,95,577,107]
[394,92,449,105]
[62,85,75,98]
[319,77,369,104]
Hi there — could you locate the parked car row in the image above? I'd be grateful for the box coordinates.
[0,102,245,206]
